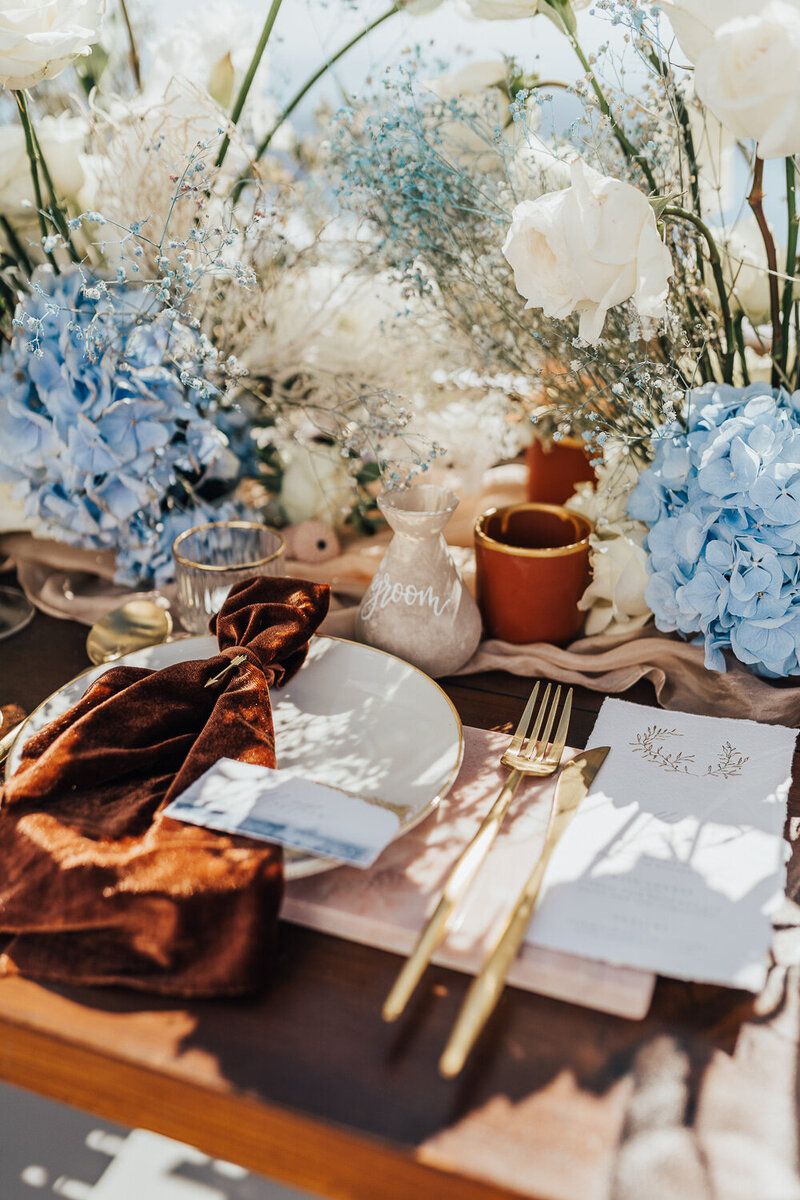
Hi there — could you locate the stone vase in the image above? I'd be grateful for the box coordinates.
[355,485,482,677]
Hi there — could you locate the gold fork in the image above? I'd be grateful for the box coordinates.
[382,681,573,1023]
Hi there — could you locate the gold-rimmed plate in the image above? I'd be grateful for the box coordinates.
[5,635,464,880]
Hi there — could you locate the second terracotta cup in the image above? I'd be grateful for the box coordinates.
[525,437,596,505]
[474,503,592,645]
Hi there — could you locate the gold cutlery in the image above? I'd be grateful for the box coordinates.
[382,681,573,1024]
[439,744,610,1078]
[86,597,173,666]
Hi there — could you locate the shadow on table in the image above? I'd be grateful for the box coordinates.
[37,742,788,1154]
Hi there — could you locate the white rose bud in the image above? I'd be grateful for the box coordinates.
[0,0,103,91]
[502,159,673,344]
[662,0,800,159]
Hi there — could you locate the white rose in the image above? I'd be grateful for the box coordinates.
[0,114,85,217]
[507,131,572,197]
[0,0,102,91]
[579,526,651,637]
[661,0,751,62]
[719,218,784,326]
[662,0,800,159]
[461,0,589,19]
[503,159,673,344]
[280,443,353,526]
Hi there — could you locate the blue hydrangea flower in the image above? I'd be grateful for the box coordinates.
[0,267,242,586]
[628,382,800,677]
[114,496,242,588]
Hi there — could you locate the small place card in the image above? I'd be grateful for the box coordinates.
[164,758,400,868]
[526,699,797,992]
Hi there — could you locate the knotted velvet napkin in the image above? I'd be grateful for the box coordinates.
[0,575,330,997]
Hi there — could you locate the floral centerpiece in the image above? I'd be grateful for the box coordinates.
[332,0,800,678]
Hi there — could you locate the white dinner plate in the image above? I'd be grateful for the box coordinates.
[6,634,464,879]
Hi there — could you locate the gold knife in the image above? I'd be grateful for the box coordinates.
[439,745,610,1078]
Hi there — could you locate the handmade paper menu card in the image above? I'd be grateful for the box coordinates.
[526,699,796,992]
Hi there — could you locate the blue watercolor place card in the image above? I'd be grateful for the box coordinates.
[165,758,401,868]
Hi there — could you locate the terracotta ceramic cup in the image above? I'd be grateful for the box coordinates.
[525,437,596,505]
[474,503,592,645]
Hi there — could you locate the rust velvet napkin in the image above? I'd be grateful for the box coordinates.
[0,575,330,997]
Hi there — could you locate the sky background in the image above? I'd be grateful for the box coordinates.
[142,0,785,230]
[152,0,637,127]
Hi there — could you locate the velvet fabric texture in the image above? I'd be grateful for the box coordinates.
[0,575,330,996]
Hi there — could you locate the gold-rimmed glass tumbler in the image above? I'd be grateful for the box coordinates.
[172,520,285,633]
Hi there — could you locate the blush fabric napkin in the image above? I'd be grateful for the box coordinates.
[0,575,329,997]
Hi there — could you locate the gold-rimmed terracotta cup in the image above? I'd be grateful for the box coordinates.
[474,503,592,645]
[173,519,285,633]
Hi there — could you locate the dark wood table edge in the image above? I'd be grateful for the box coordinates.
[0,1000,527,1200]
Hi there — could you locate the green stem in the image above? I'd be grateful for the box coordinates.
[662,204,735,383]
[216,0,285,170]
[28,111,81,263]
[0,214,34,276]
[119,0,141,90]
[781,156,797,379]
[233,3,398,201]
[13,91,58,273]
[568,33,657,193]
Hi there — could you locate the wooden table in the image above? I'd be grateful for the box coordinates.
[2,609,800,1200]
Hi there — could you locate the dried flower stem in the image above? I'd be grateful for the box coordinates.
[216,0,285,169]
[13,91,58,273]
[118,0,141,90]
[662,205,734,383]
[747,156,782,382]
[28,109,81,263]
[0,214,33,277]
[782,156,798,379]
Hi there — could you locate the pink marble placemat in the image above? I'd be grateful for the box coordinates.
[284,726,656,1019]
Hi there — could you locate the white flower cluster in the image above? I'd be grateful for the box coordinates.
[566,441,651,637]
